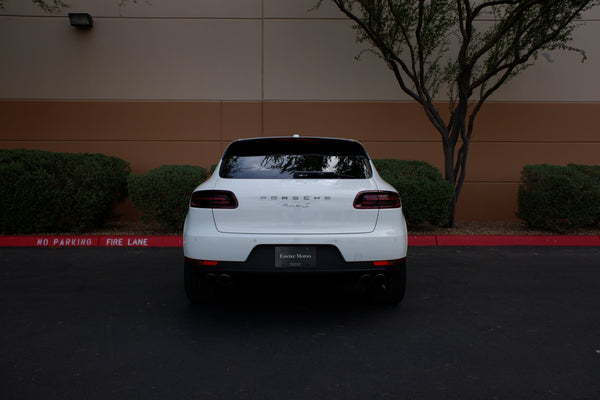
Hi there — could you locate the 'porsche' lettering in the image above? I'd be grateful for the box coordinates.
[260,196,331,201]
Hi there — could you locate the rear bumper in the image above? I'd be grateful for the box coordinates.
[183,209,408,262]
[184,256,406,284]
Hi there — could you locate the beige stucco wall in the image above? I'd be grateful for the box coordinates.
[1,0,600,221]
[2,0,599,101]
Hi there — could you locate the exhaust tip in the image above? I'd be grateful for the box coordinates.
[218,274,232,286]
[374,274,386,286]
[359,274,373,287]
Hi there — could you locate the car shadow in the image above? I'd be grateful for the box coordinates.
[182,278,402,321]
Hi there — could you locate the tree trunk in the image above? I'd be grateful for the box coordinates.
[444,94,470,228]
[448,195,458,228]
[442,140,457,228]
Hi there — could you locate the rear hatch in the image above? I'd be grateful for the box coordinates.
[212,179,379,234]
[211,137,380,235]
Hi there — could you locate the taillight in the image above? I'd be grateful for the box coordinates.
[190,190,238,209]
[354,191,401,209]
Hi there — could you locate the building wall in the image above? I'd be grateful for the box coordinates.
[2,0,600,221]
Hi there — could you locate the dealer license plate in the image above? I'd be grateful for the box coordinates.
[275,246,317,268]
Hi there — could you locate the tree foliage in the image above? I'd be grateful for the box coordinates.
[323,0,599,226]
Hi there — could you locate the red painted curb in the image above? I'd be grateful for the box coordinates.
[0,235,182,248]
[408,236,438,246]
[0,235,599,248]
[99,235,183,247]
[0,236,99,247]
[435,235,600,247]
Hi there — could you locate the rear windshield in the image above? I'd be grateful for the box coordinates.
[219,138,373,179]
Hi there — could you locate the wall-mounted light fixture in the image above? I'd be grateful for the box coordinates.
[68,13,93,28]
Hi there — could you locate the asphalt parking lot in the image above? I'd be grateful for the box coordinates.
[1,246,599,400]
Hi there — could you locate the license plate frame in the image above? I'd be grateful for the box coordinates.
[275,246,317,268]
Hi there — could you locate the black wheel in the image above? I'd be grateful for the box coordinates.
[379,261,406,305]
[184,260,216,304]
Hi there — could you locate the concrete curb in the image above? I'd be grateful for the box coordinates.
[1,235,599,248]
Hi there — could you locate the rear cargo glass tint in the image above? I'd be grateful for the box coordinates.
[219,138,372,179]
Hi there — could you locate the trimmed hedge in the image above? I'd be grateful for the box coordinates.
[373,159,454,226]
[517,164,600,232]
[128,165,207,231]
[0,149,130,234]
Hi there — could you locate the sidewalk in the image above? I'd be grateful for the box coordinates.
[1,234,599,247]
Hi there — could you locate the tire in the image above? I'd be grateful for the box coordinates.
[184,261,216,304]
[379,261,406,305]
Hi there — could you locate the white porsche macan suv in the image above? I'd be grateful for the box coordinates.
[183,136,408,304]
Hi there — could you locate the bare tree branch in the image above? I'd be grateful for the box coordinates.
[323,0,599,226]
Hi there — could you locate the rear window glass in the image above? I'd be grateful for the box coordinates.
[219,138,373,179]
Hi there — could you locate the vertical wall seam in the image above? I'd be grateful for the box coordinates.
[219,101,222,141]
[260,0,265,136]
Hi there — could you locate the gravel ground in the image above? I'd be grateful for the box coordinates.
[89,220,600,236]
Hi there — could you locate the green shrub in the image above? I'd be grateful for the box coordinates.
[128,165,207,231]
[0,149,130,234]
[373,159,454,226]
[568,163,600,180]
[517,164,600,232]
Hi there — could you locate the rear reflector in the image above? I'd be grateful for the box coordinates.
[190,190,238,209]
[186,258,218,266]
[372,258,405,266]
[354,191,401,209]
